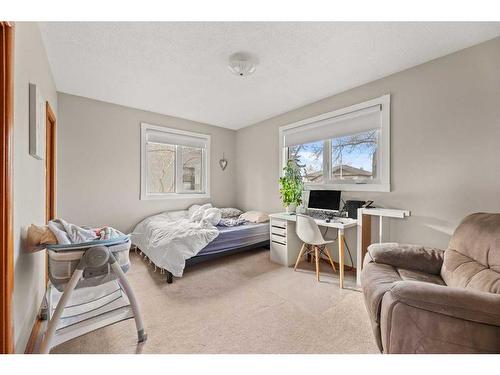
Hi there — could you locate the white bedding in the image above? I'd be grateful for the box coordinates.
[130,204,221,277]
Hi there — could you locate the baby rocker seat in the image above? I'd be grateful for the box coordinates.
[40,236,147,353]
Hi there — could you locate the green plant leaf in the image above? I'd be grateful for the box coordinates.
[279,159,303,207]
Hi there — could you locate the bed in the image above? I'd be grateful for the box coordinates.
[167,222,269,282]
[130,206,270,283]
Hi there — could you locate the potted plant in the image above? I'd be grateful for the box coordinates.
[279,159,303,213]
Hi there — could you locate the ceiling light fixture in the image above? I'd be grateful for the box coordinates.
[228,52,258,77]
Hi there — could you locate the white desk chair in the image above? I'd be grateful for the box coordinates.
[294,214,337,281]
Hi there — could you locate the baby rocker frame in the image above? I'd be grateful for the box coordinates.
[40,237,147,353]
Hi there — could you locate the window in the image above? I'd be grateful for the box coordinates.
[141,123,210,199]
[181,146,203,192]
[289,140,324,183]
[331,129,378,181]
[147,142,176,194]
[280,95,390,192]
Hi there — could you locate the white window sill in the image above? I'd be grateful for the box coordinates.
[140,193,211,201]
[304,183,390,192]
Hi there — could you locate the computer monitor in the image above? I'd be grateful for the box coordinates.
[307,190,341,212]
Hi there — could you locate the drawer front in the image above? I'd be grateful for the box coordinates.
[270,218,287,229]
[271,233,286,244]
[270,241,288,265]
[271,226,286,236]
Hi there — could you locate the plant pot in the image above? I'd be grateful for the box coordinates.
[286,204,296,214]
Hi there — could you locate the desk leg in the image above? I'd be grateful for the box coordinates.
[357,213,372,287]
[339,229,345,289]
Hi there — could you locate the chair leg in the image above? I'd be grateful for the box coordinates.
[294,243,307,271]
[323,246,337,272]
[314,246,320,282]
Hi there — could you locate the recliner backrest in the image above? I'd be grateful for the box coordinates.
[441,213,500,293]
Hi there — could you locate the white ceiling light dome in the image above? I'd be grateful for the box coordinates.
[228,52,258,77]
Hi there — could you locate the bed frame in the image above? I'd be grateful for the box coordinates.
[135,241,270,284]
[166,241,270,283]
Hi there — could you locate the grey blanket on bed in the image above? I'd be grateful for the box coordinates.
[217,217,247,227]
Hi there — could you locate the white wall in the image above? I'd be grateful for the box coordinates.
[236,37,500,266]
[57,93,237,233]
[12,22,58,352]
[55,36,500,267]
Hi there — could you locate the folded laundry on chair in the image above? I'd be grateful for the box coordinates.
[27,219,125,251]
[48,218,125,245]
[27,224,58,249]
[47,219,97,244]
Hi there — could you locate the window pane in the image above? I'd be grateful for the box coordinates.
[288,141,324,183]
[181,146,203,192]
[147,143,175,193]
[331,130,378,181]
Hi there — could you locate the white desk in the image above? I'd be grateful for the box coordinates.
[270,209,411,289]
[269,213,357,288]
[356,208,411,287]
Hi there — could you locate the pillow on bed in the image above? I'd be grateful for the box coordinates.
[239,211,269,223]
[219,207,243,219]
[188,203,212,220]
[218,217,247,227]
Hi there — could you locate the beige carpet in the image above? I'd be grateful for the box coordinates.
[51,248,378,354]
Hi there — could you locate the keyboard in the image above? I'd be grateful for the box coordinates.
[305,210,343,220]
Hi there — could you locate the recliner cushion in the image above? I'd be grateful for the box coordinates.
[397,268,446,285]
[361,262,402,351]
[447,213,500,267]
[442,250,500,293]
[361,261,445,351]
[367,243,444,275]
[441,213,500,294]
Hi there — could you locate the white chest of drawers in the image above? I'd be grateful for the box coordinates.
[269,216,302,266]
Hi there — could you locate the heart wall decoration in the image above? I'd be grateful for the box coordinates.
[219,153,228,171]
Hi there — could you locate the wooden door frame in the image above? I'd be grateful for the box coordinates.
[45,102,56,223]
[0,21,14,354]
[44,102,56,291]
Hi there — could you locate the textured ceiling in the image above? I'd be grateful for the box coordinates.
[39,22,500,129]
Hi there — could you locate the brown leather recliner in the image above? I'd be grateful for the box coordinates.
[361,213,500,353]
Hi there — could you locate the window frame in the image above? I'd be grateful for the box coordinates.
[140,122,210,200]
[279,94,390,192]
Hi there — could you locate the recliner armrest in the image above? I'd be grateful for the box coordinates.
[366,243,444,274]
[389,280,500,327]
